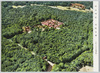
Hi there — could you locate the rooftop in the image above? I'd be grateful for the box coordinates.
[41,19,63,29]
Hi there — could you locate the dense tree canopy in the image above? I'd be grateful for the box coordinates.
[2,1,93,72]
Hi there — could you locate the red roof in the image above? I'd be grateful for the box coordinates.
[41,19,63,28]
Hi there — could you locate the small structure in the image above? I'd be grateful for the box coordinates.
[42,56,55,71]
[41,19,63,29]
[22,26,31,33]
[70,3,85,10]
[43,56,47,59]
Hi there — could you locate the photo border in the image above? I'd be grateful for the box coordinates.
[0,0,100,73]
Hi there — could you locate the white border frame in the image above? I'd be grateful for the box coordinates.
[93,1,99,72]
[0,0,100,73]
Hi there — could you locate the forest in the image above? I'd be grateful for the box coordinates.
[1,1,93,72]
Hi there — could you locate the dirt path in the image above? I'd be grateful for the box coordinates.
[18,44,54,71]
[8,39,36,55]
[12,4,93,13]
[44,59,55,66]
[18,44,36,55]
[17,43,55,71]
[49,6,93,12]
[8,39,54,71]
[12,5,26,8]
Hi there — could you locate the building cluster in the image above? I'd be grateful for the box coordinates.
[41,19,63,29]
[22,19,63,33]
[22,26,31,33]
[70,3,85,10]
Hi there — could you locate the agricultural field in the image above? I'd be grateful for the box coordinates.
[1,1,93,72]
